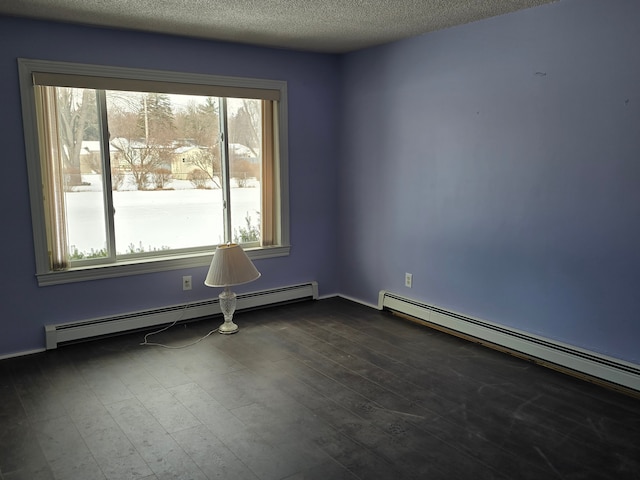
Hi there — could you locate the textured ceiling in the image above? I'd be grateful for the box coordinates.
[0,0,557,53]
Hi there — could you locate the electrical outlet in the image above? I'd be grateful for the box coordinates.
[182,275,192,291]
[405,272,413,288]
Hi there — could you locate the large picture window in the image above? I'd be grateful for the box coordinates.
[19,59,289,285]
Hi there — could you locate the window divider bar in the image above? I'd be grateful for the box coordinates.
[97,90,117,261]
[219,97,232,243]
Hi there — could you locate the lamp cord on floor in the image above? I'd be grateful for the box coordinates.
[139,305,219,349]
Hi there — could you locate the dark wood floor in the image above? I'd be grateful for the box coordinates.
[1,297,639,480]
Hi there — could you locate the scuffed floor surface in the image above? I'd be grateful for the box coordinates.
[1,297,638,479]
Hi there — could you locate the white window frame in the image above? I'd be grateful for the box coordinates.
[18,58,290,286]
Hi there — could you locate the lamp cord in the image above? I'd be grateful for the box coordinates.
[139,305,219,349]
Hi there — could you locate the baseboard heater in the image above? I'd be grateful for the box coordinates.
[45,282,318,349]
[378,291,640,394]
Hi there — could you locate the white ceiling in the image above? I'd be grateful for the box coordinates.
[1,0,557,53]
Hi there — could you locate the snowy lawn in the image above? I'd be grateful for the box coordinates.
[65,177,260,254]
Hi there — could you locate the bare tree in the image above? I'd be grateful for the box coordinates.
[56,88,97,188]
[187,169,210,189]
[189,148,222,188]
[175,97,219,147]
[151,168,172,190]
[107,92,176,190]
[175,97,222,188]
[109,137,158,190]
[228,99,261,157]
[230,158,260,187]
[227,99,262,187]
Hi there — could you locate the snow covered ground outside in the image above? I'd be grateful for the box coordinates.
[65,176,260,255]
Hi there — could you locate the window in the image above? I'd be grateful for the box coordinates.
[19,59,289,286]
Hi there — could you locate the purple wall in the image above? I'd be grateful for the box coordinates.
[3,0,640,365]
[338,0,640,363]
[0,17,341,356]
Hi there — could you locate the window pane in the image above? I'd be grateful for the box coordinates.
[227,98,262,245]
[21,59,288,281]
[54,87,109,261]
[105,92,225,253]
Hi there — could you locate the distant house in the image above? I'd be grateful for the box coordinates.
[80,139,256,183]
[109,137,173,173]
[171,145,213,180]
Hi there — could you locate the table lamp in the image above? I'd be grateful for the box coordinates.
[204,243,261,334]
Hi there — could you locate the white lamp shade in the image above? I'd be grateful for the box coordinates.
[204,243,261,287]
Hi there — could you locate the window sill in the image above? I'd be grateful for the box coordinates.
[36,245,290,286]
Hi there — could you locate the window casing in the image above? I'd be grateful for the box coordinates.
[19,59,289,286]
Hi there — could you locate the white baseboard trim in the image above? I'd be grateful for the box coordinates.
[45,282,318,349]
[378,290,640,394]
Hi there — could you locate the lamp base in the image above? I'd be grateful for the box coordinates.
[218,316,239,334]
[218,288,239,334]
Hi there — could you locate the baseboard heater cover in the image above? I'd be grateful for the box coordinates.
[45,282,318,349]
[378,291,640,393]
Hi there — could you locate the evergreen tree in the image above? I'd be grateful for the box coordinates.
[137,92,175,145]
